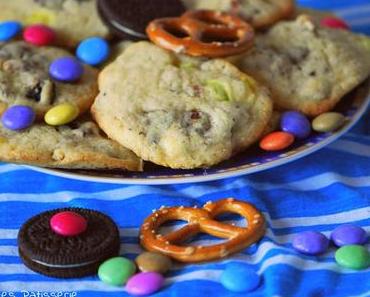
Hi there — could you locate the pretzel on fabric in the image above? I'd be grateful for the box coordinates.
[146,10,255,58]
[140,198,265,263]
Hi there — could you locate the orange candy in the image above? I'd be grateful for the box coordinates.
[260,131,294,151]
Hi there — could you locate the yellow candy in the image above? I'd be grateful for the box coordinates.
[25,9,56,26]
[0,137,7,144]
[45,103,79,126]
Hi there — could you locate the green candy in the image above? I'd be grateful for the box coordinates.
[98,257,136,286]
[205,79,234,101]
[335,245,370,270]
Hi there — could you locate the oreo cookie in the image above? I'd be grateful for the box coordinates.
[18,208,120,278]
[97,0,186,40]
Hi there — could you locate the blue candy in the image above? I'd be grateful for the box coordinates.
[1,105,35,130]
[0,21,22,41]
[49,57,84,82]
[281,111,311,139]
[76,37,110,66]
[220,263,260,293]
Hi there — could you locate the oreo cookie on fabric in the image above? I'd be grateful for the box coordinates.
[97,0,186,40]
[18,208,120,278]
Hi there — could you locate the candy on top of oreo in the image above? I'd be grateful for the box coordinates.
[97,0,186,40]
[18,208,120,278]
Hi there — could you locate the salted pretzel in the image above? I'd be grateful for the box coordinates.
[146,10,255,58]
[140,198,265,263]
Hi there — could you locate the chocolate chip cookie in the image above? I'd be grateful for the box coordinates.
[234,15,370,116]
[182,0,295,29]
[91,41,272,169]
[0,0,109,47]
[0,41,98,118]
[0,118,143,171]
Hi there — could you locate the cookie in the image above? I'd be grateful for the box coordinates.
[91,41,272,169]
[234,15,370,116]
[293,7,336,25]
[261,110,281,137]
[97,0,186,40]
[0,41,98,118]
[18,208,120,278]
[0,0,109,48]
[182,0,295,29]
[0,119,143,171]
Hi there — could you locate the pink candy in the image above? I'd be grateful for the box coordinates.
[23,24,56,46]
[50,211,88,236]
[126,272,164,296]
[320,17,350,30]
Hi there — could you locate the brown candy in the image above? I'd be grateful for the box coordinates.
[136,252,172,274]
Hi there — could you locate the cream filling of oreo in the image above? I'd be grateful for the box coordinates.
[111,20,147,39]
[31,258,98,269]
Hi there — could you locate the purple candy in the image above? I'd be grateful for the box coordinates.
[292,231,329,255]
[1,105,35,130]
[49,57,84,82]
[331,225,367,247]
[126,272,164,296]
[281,111,311,139]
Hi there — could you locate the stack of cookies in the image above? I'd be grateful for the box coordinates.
[0,0,369,171]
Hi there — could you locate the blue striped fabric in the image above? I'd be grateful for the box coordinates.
[0,1,369,296]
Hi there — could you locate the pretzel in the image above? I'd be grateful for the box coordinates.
[146,10,255,58]
[140,198,265,263]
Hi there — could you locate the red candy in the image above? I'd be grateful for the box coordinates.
[260,131,294,151]
[50,211,87,236]
[23,24,56,46]
[320,17,350,30]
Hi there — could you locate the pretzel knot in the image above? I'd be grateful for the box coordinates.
[146,10,255,58]
[140,198,265,263]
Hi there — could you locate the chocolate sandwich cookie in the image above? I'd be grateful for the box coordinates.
[18,208,120,278]
[97,0,186,40]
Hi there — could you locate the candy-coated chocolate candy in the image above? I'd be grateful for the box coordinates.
[126,272,165,296]
[331,225,367,247]
[221,263,260,293]
[281,111,311,139]
[76,37,110,66]
[1,105,35,131]
[260,131,294,151]
[44,103,79,126]
[0,21,21,41]
[98,257,136,286]
[321,17,349,30]
[135,252,172,274]
[292,231,329,255]
[23,24,56,46]
[49,57,84,82]
[335,245,369,270]
[50,211,87,236]
[312,112,345,133]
